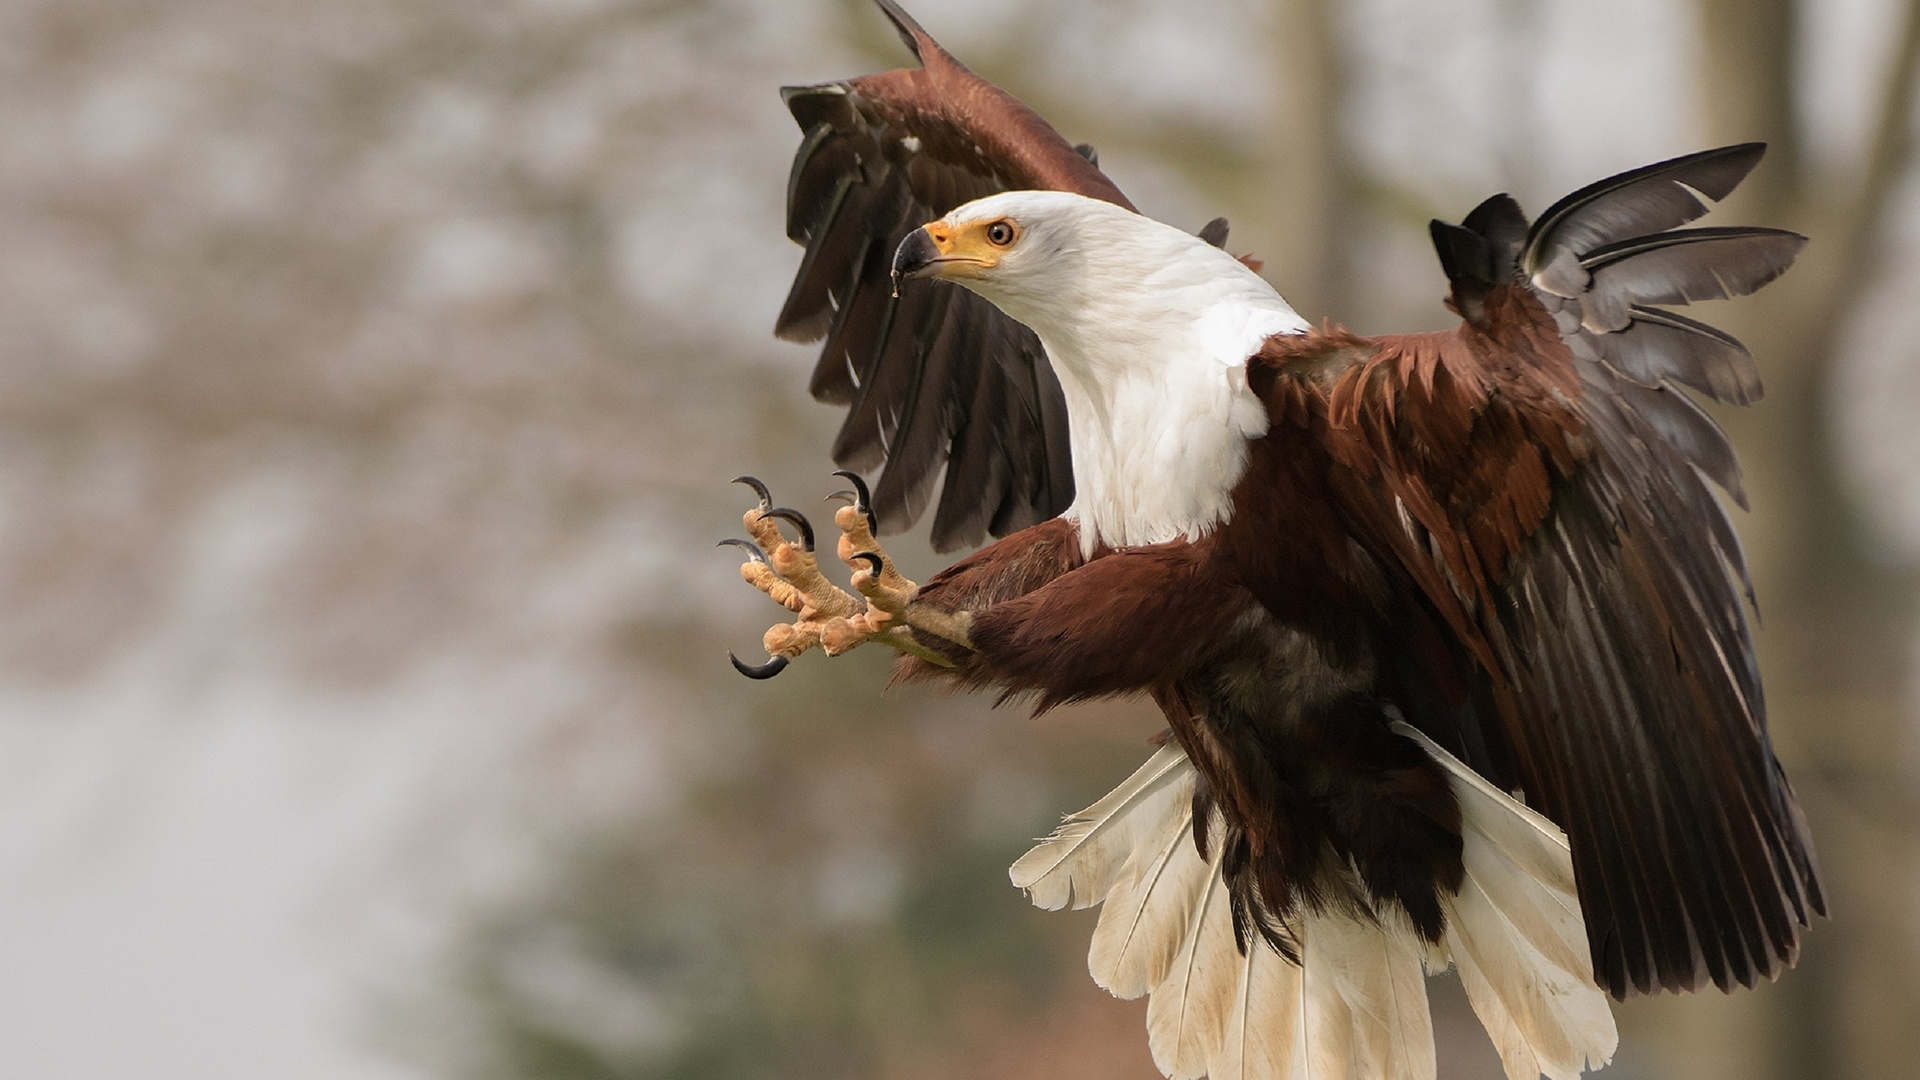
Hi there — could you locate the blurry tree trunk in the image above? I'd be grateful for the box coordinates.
[1264,0,1349,321]
[1650,2,1920,1080]
[1696,0,1800,214]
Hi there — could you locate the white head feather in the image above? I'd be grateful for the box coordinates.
[929,191,1308,554]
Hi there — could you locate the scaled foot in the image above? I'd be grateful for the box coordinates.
[722,473,971,678]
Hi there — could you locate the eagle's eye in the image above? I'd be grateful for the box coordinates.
[985,220,1017,247]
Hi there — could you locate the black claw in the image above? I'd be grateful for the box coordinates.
[825,489,856,505]
[850,551,884,577]
[731,475,773,511]
[717,538,770,565]
[832,470,879,533]
[729,651,789,679]
[831,470,871,505]
[765,507,815,551]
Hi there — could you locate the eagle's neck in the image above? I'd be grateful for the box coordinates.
[948,200,1307,558]
[1033,282,1305,558]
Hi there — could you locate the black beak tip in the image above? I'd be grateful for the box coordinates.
[892,228,939,282]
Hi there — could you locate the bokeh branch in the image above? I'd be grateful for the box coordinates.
[1807,0,1920,366]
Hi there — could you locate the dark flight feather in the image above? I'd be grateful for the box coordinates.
[1524,143,1766,294]
[1578,227,1806,331]
[775,7,1133,549]
[1614,377,1749,508]
[1600,305,1763,406]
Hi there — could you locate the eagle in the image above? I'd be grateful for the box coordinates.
[721,3,1824,1078]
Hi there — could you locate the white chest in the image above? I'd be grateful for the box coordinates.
[1043,299,1304,556]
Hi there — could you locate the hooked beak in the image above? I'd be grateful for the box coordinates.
[891,225,945,285]
[891,220,1000,293]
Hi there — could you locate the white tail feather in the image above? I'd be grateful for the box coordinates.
[1013,728,1617,1080]
[1088,803,1211,997]
[1010,743,1192,910]
[1211,928,1306,1080]
[1394,722,1618,1080]
[1303,908,1436,1080]
[1145,829,1238,1078]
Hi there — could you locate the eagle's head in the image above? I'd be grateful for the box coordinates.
[890,190,1282,350]
[892,191,1177,328]
[893,191,1086,304]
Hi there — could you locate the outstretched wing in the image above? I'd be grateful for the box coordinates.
[1258,145,1822,999]
[777,0,1133,550]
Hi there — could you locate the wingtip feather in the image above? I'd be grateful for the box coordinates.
[871,0,938,61]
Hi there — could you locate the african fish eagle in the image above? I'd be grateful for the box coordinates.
[721,3,1824,1078]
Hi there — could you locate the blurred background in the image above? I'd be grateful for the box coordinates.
[0,0,1915,1077]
